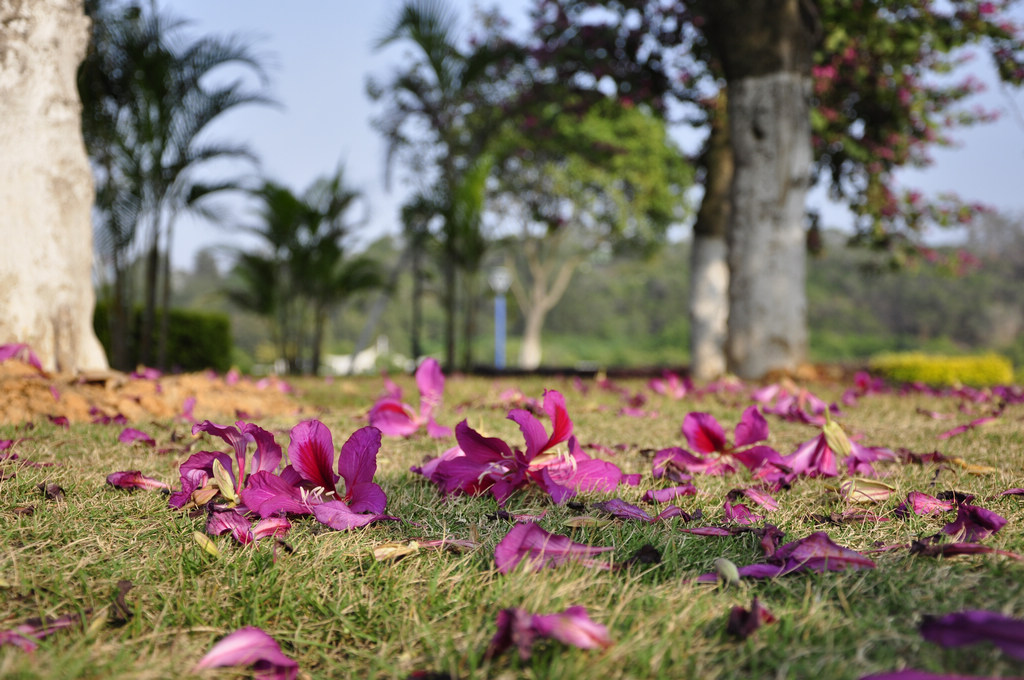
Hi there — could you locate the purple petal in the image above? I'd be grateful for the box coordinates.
[775,532,876,573]
[239,471,310,517]
[368,399,420,436]
[486,608,537,661]
[0,343,44,371]
[106,470,170,492]
[895,491,954,518]
[531,606,612,651]
[592,498,654,522]
[682,412,727,454]
[643,484,698,503]
[239,422,283,475]
[541,390,574,451]
[425,417,453,438]
[737,487,778,511]
[942,504,1007,542]
[783,432,838,478]
[723,501,762,525]
[312,500,395,531]
[207,508,254,545]
[118,428,155,447]
[192,420,249,479]
[192,626,298,680]
[734,406,769,447]
[168,451,232,509]
[287,420,338,493]
[695,563,789,582]
[345,481,387,515]
[251,517,292,541]
[415,357,445,416]
[508,408,550,461]
[336,426,381,490]
[920,610,1024,660]
[494,523,614,574]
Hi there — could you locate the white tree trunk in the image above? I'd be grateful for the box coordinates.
[518,306,544,370]
[725,72,810,379]
[0,0,108,372]
[688,234,729,381]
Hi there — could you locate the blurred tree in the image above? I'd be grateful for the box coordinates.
[529,0,1024,379]
[369,0,518,369]
[79,0,271,370]
[491,98,693,368]
[231,167,381,375]
[0,0,109,373]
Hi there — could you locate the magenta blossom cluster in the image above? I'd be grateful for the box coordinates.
[166,419,390,534]
[413,389,636,505]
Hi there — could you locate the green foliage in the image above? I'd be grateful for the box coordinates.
[94,302,231,372]
[868,351,1013,386]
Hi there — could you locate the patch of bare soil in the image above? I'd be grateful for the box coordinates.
[0,360,303,425]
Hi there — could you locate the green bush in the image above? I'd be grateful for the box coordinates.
[94,302,232,372]
[868,351,1013,386]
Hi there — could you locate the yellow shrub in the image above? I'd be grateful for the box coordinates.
[868,352,1013,387]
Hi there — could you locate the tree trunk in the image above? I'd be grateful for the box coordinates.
[459,270,476,370]
[139,231,160,367]
[156,221,174,370]
[519,305,545,370]
[699,0,819,379]
[688,90,732,381]
[725,72,811,378]
[0,0,108,373]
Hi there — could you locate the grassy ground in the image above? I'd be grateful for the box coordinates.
[2,373,1024,679]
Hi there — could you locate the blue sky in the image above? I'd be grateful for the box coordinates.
[163,0,1024,270]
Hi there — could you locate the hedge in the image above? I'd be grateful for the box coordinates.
[94,302,232,373]
[868,351,1013,387]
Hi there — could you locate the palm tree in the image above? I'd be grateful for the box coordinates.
[369,0,516,369]
[232,169,381,375]
[80,0,271,370]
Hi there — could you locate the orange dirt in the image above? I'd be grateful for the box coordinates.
[0,360,302,425]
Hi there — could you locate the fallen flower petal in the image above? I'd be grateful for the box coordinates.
[118,427,155,447]
[494,523,614,574]
[644,484,698,503]
[942,504,1007,542]
[726,597,776,639]
[0,612,81,652]
[312,500,397,531]
[106,470,170,492]
[920,610,1024,660]
[486,606,611,661]
[532,605,612,651]
[192,626,298,680]
[895,491,955,518]
[909,539,1024,561]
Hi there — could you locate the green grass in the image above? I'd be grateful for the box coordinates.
[3,375,1024,679]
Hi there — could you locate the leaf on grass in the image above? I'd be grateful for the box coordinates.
[838,478,895,504]
[194,531,221,558]
[565,516,614,528]
[373,541,421,561]
[920,610,1024,660]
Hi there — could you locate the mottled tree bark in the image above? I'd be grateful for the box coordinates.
[688,90,732,381]
[0,0,108,372]
[699,0,819,379]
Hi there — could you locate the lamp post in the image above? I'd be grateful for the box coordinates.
[488,266,512,369]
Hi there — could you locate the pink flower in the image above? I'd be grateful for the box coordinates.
[656,406,782,477]
[486,606,611,661]
[369,358,452,437]
[240,423,387,526]
[106,470,170,492]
